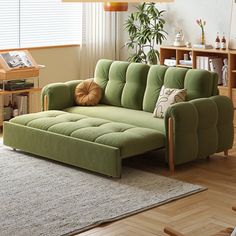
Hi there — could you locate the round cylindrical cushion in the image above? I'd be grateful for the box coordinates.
[75,79,102,106]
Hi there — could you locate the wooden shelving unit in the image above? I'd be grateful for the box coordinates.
[0,87,41,95]
[0,50,43,127]
[176,64,192,68]
[160,46,236,125]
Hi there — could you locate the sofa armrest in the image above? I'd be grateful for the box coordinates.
[165,95,234,168]
[41,80,83,111]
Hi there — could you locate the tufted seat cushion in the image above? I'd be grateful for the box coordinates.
[10,110,165,158]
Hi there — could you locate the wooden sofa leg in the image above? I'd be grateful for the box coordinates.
[164,227,185,236]
[168,117,174,175]
[224,150,228,157]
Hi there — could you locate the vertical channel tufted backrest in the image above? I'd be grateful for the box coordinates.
[143,65,168,112]
[96,60,129,106]
[94,59,149,110]
[94,59,219,112]
[184,69,218,100]
[121,62,150,109]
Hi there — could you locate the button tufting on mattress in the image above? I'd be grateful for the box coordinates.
[9,110,165,156]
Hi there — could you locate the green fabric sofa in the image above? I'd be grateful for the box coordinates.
[3,59,234,177]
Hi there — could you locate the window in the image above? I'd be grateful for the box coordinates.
[0,0,82,49]
[0,1,19,49]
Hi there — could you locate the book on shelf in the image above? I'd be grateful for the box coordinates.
[196,56,211,70]
[193,44,213,49]
[209,58,223,85]
[0,51,33,69]
[13,94,28,115]
[196,56,224,84]
[164,59,176,67]
[179,60,192,66]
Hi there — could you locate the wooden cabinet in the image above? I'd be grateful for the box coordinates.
[0,50,43,128]
[160,46,236,125]
[230,52,236,106]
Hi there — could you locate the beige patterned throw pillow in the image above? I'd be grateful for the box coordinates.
[153,86,187,118]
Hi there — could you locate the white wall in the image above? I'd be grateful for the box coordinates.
[30,46,80,87]
[119,0,232,60]
[161,0,232,45]
[230,0,236,46]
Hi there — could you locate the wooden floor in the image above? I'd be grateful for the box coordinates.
[79,138,236,236]
[1,133,236,236]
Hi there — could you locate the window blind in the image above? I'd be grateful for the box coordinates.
[0,0,82,49]
[0,0,19,49]
[20,0,82,47]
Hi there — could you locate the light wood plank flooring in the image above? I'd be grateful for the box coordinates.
[79,137,236,236]
[1,133,236,236]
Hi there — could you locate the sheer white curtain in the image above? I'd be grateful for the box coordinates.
[79,3,117,79]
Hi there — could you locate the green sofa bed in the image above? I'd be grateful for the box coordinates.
[3,59,234,177]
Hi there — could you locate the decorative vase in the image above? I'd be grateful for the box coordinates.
[201,29,205,45]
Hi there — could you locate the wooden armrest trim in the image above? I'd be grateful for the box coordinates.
[43,95,48,111]
[168,117,175,175]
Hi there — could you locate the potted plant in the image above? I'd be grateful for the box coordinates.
[124,2,167,64]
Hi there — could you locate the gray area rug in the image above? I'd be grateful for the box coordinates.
[0,142,206,236]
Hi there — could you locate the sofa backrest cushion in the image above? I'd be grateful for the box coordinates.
[164,67,188,88]
[94,59,113,96]
[94,59,149,110]
[143,66,188,112]
[94,59,219,112]
[184,69,218,100]
[121,62,150,109]
[143,65,168,112]
[100,60,129,106]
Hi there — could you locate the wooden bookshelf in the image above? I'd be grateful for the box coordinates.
[0,50,43,128]
[0,68,39,80]
[0,87,41,95]
[160,46,236,125]
[176,64,192,68]
[160,46,236,95]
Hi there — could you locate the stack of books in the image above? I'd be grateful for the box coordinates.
[164,59,176,67]
[193,44,213,49]
[196,56,223,84]
[179,60,192,66]
[15,94,28,115]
